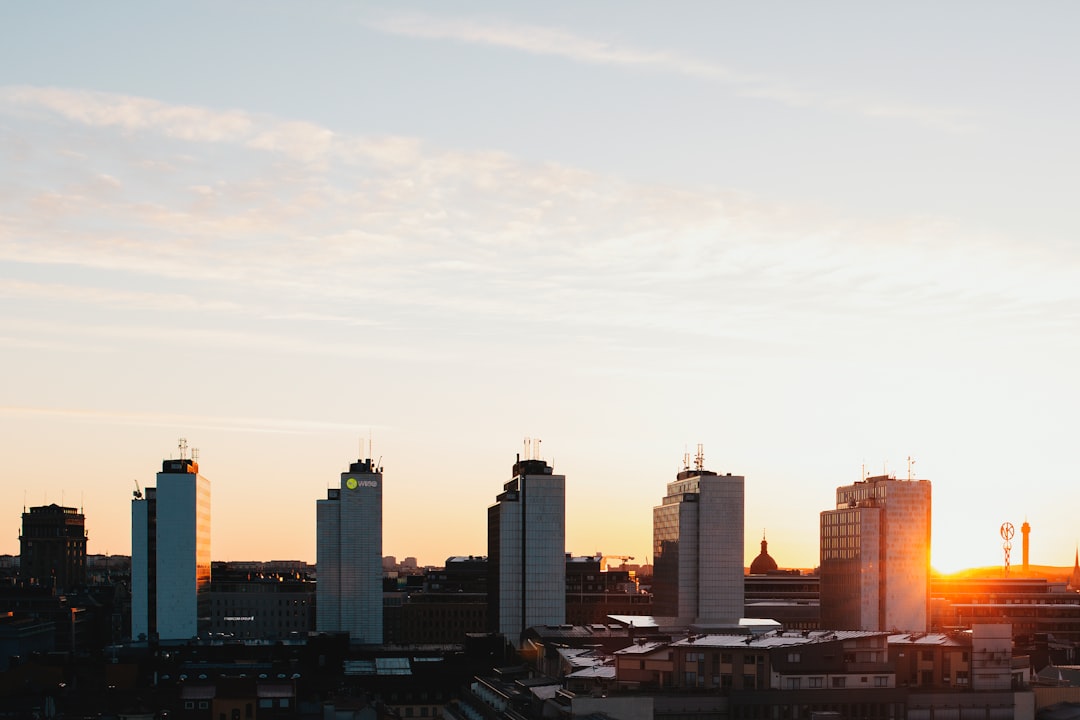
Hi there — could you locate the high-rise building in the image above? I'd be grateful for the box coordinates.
[652,447,745,623]
[488,452,565,645]
[316,457,383,644]
[19,504,87,592]
[819,474,931,632]
[131,451,211,641]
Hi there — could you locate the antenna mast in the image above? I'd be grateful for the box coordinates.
[1001,522,1015,576]
[694,443,704,472]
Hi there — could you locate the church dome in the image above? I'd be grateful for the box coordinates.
[750,535,779,574]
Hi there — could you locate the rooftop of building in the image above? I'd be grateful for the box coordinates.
[669,629,889,649]
[888,631,970,647]
[24,504,83,517]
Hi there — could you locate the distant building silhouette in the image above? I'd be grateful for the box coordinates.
[206,561,314,640]
[749,532,778,575]
[820,474,931,632]
[652,446,744,623]
[1071,547,1080,592]
[131,452,211,641]
[316,456,383,644]
[1022,519,1031,573]
[487,451,565,645]
[19,504,87,592]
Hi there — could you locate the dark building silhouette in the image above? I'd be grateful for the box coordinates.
[748,533,778,575]
[206,562,315,640]
[19,504,87,592]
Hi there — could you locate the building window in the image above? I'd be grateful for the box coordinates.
[922,650,934,661]
[832,677,846,688]
[874,676,888,687]
[787,652,801,663]
[784,677,801,689]
[956,671,969,686]
[809,677,823,688]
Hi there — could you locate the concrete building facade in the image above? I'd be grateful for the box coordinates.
[131,456,211,641]
[652,451,744,623]
[820,474,931,633]
[316,457,383,644]
[487,454,565,645]
[19,504,87,592]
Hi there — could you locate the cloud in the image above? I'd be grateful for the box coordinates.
[0,86,254,142]
[365,13,973,132]
[0,84,1073,361]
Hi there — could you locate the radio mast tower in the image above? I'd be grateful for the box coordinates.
[1001,522,1015,576]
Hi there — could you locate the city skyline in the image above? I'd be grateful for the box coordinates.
[4,4,1080,574]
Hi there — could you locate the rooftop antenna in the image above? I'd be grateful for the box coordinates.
[178,437,188,460]
[368,427,373,461]
[536,438,541,459]
[683,447,690,471]
[192,447,200,465]
[861,462,866,481]
[907,456,915,480]
[524,436,532,460]
[1001,522,1015,576]
[694,443,704,472]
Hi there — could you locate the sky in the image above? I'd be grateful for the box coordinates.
[2,3,1079,574]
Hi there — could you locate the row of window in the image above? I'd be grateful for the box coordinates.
[782,676,889,689]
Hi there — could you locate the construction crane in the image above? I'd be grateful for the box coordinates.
[132,479,142,500]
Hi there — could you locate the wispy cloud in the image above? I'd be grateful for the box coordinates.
[365,13,972,132]
[0,85,1072,362]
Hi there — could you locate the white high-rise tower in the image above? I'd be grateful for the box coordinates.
[131,444,211,641]
[488,448,565,646]
[652,446,744,624]
[316,457,383,644]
